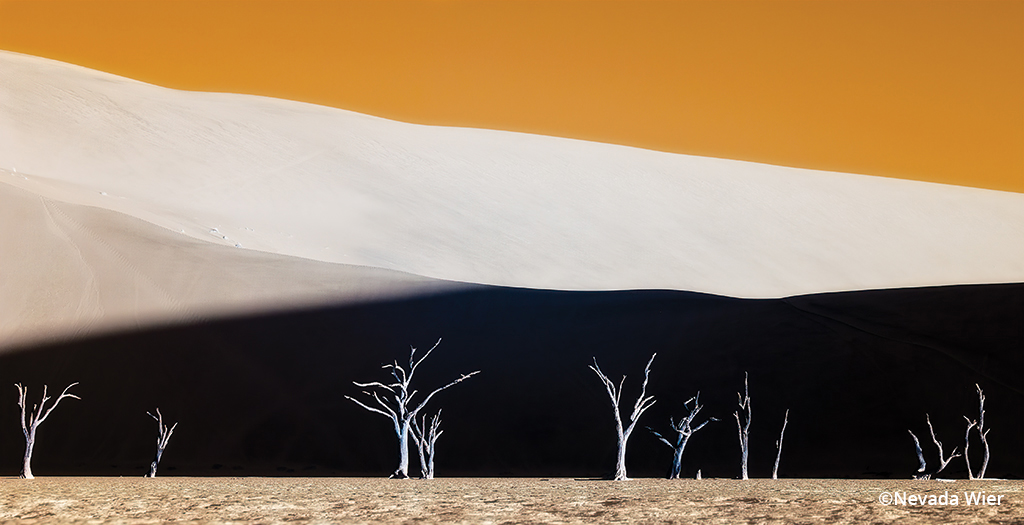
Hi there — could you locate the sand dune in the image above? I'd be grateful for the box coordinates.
[0,181,465,349]
[1,50,1022,347]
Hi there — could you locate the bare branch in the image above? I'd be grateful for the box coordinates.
[384,362,406,388]
[352,381,396,394]
[909,429,928,478]
[34,384,50,425]
[411,370,481,417]
[975,384,991,479]
[345,394,398,422]
[370,391,399,419]
[629,353,657,423]
[647,427,674,449]
[589,361,621,412]
[692,418,716,433]
[926,413,961,476]
[34,382,80,426]
[15,384,29,438]
[409,338,443,380]
[976,384,985,429]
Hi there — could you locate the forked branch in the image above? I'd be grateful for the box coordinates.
[926,413,961,476]
[411,410,444,479]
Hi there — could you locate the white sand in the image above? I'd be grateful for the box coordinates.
[1,51,1022,347]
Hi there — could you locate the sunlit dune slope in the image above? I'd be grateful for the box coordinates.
[2,51,1022,312]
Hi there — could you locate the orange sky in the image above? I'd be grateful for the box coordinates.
[1,0,1021,192]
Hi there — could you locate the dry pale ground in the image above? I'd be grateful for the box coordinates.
[0,477,1020,524]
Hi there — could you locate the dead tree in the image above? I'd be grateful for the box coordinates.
[15,382,80,479]
[345,339,479,479]
[145,408,178,478]
[411,410,443,479]
[908,413,960,479]
[772,409,789,480]
[590,353,656,481]
[963,384,991,479]
[734,372,751,480]
[648,392,716,479]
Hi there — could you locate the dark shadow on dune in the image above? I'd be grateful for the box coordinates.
[0,283,1020,479]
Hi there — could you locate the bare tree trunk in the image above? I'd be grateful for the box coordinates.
[975,385,990,479]
[614,429,629,481]
[772,409,789,480]
[671,434,695,479]
[21,430,35,480]
[734,372,751,480]
[16,383,80,480]
[979,428,991,479]
[425,439,437,479]
[670,438,687,479]
[963,417,977,480]
[392,420,411,479]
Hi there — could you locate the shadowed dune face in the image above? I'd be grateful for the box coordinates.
[0,283,1019,479]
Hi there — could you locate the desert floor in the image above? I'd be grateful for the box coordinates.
[0,477,1020,524]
